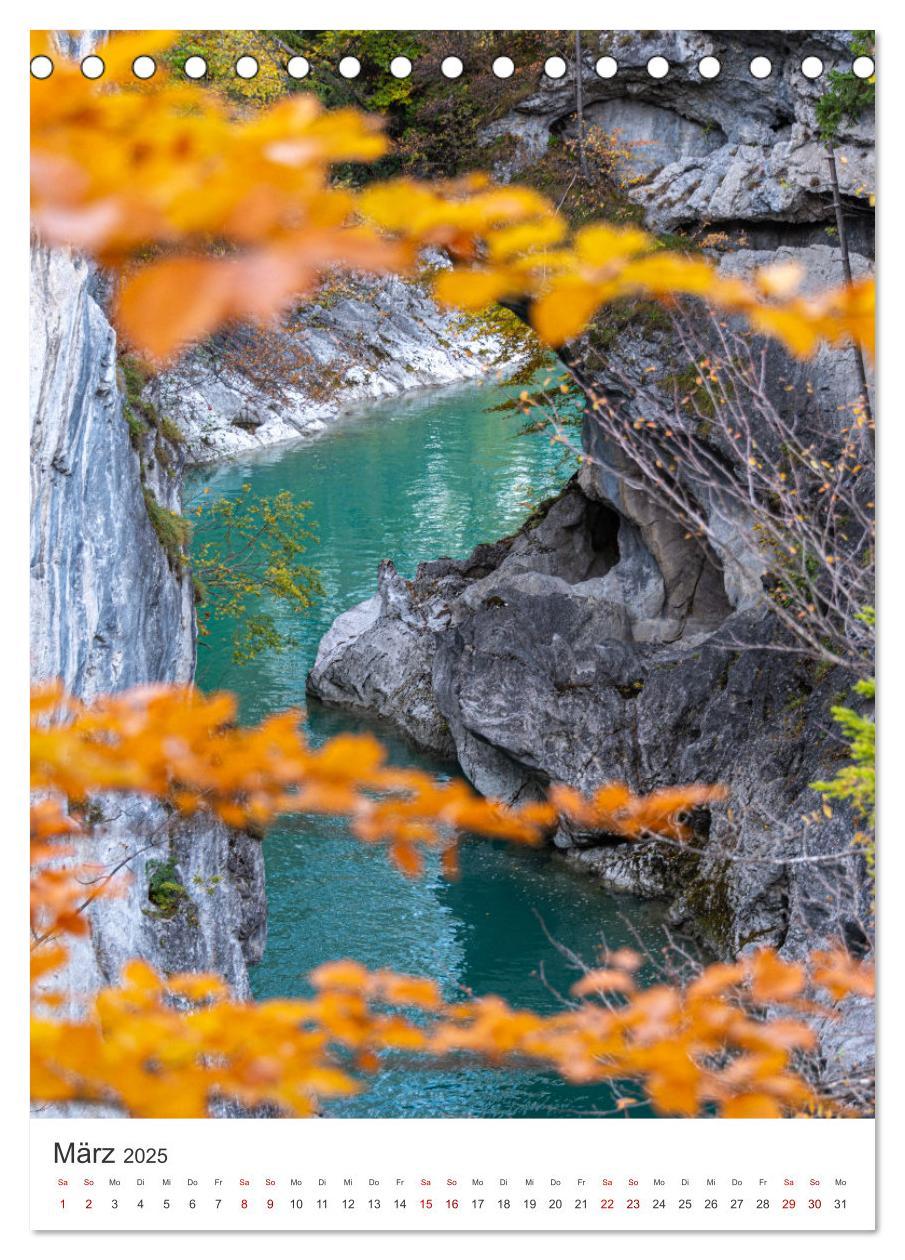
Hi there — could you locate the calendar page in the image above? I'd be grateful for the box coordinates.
[28,19,877,1238]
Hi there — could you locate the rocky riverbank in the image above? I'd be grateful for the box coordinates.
[153,267,519,465]
[307,476,861,949]
[307,473,874,1081]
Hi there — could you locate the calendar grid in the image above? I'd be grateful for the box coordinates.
[31,1118,875,1232]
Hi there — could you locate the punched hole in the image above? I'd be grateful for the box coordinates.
[236,56,259,80]
[132,55,156,80]
[81,55,105,80]
[184,55,207,80]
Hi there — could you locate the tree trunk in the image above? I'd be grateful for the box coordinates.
[574,32,589,181]
[825,140,874,449]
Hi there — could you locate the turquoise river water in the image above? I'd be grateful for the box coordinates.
[187,375,670,1118]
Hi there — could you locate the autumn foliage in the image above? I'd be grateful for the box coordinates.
[31,682,726,882]
[31,31,874,362]
[31,682,551,878]
[550,781,726,842]
[31,684,873,1118]
[34,944,874,1119]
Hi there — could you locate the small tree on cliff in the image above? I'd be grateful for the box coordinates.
[189,484,324,666]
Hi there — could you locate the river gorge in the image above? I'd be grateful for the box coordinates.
[187,375,682,1118]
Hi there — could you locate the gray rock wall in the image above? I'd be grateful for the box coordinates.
[484,30,874,241]
[30,245,265,1012]
[308,480,865,945]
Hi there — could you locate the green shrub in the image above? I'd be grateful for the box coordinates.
[143,489,192,570]
[146,858,189,919]
[812,678,875,830]
[190,484,323,665]
[159,416,185,446]
[815,31,875,141]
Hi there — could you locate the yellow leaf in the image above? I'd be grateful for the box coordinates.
[574,224,651,266]
[487,216,567,262]
[531,281,606,345]
[433,268,515,310]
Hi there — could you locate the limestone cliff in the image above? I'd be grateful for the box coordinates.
[486,30,873,246]
[30,245,265,1008]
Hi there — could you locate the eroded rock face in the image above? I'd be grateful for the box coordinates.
[483,30,874,240]
[30,246,266,1012]
[573,98,727,177]
[308,479,868,965]
[156,269,514,465]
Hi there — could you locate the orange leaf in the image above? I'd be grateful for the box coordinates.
[749,950,806,1003]
[572,969,635,997]
[721,1093,783,1119]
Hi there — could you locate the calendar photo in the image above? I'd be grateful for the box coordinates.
[28,22,876,1232]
